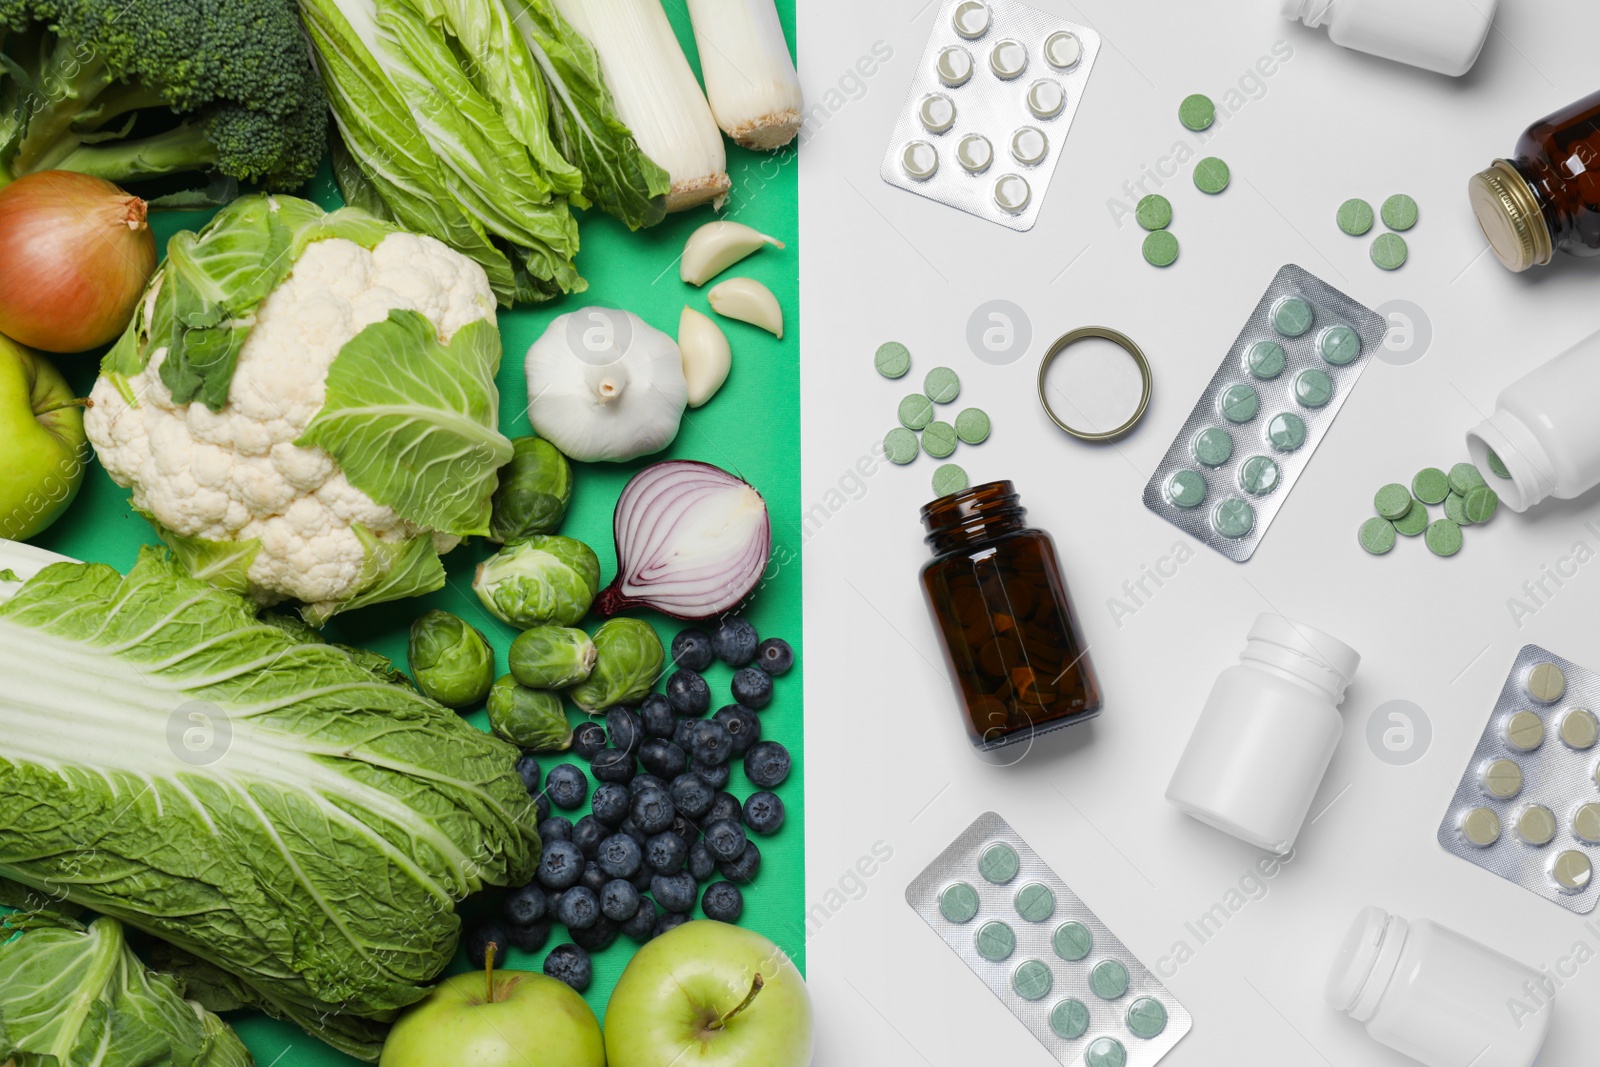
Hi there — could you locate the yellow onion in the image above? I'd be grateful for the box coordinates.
[0,171,157,353]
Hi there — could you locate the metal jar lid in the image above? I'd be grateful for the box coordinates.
[1468,159,1553,273]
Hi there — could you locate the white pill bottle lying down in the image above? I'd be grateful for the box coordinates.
[1326,906,1552,1067]
[1467,328,1600,513]
[1281,0,1497,77]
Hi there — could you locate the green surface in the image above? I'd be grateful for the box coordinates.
[28,3,804,1061]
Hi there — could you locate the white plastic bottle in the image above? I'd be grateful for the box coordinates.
[1165,614,1360,854]
[1467,328,1600,513]
[1280,0,1498,78]
[1326,906,1551,1067]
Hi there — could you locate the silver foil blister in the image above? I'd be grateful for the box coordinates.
[1142,264,1386,562]
[906,811,1191,1066]
[1437,645,1600,914]
[880,0,1099,231]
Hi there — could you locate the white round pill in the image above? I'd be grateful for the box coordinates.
[993,174,1031,214]
[989,38,1027,80]
[1044,30,1082,70]
[952,0,991,39]
[919,92,956,134]
[936,46,974,87]
[956,133,992,173]
[1011,126,1048,165]
[901,140,938,181]
[1026,79,1065,119]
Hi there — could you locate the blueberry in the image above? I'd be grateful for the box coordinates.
[536,839,585,891]
[640,694,677,738]
[688,840,716,882]
[555,885,600,930]
[514,753,541,793]
[704,818,747,863]
[670,773,714,819]
[623,899,660,941]
[506,918,550,953]
[703,791,742,827]
[629,772,669,797]
[581,861,609,895]
[742,790,786,835]
[596,833,643,879]
[702,881,745,922]
[690,759,731,790]
[690,720,732,766]
[503,882,547,926]
[639,739,687,779]
[671,628,715,672]
[590,782,630,827]
[712,705,761,757]
[630,786,676,835]
[619,817,649,848]
[465,924,508,969]
[744,741,791,789]
[669,814,697,845]
[655,911,691,937]
[630,868,655,892]
[672,717,697,753]
[544,764,589,810]
[572,815,606,857]
[651,871,699,913]
[666,669,710,716]
[533,791,551,823]
[606,707,643,754]
[601,879,641,922]
[645,831,688,875]
[571,916,619,952]
[756,637,794,676]
[711,616,759,667]
[571,721,607,761]
[718,839,761,882]
[590,748,636,784]
[537,816,573,843]
[730,667,772,710]
[543,944,592,992]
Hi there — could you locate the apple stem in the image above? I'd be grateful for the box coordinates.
[485,942,497,1004]
[36,397,93,414]
[708,973,764,1031]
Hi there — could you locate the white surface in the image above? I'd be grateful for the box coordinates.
[798,2,1600,1065]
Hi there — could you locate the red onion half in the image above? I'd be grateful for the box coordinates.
[595,460,771,620]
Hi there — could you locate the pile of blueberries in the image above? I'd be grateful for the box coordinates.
[471,615,795,992]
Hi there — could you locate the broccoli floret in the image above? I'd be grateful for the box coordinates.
[0,0,326,193]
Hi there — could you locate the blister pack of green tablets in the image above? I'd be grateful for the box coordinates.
[1142,264,1386,562]
[906,812,1191,1066]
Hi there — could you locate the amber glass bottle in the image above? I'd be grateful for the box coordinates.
[1470,90,1600,272]
[920,481,1101,751]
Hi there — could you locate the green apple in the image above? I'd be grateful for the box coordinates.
[380,962,605,1067]
[0,333,86,540]
[605,920,813,1067]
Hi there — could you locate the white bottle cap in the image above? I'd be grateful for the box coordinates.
[1242,614,1360,702]
[1325,906,1408,1022]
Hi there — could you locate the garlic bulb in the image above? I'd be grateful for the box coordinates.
[525,308,688,462]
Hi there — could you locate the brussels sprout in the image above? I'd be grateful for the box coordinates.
[568,618,664,713]
[486,674,573,751]
[472,536,600,628]
[509,625,597,689]
[490,437,574,543]
[407,609,495,708]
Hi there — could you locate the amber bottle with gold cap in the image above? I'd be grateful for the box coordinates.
[1470,90,1600,273]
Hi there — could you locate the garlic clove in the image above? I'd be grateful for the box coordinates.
[707,277,783,338]
[681,221,785,286]
[678,306,732,408]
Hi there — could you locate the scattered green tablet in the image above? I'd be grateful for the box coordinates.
[1359,517,1396,555]
[1487,449,1512,479]
[1052,921,1093,962]
[1464,484,1499,523]
[924,366,961,403]
[1136,194,1172,231]
[1382,193,1419,232]
[1126,997,1169,1039]
[922,421,958,458]
[1247,340,1286,380]
[1013,959,1053,1001]
[1051,998,1091,1040]
[1449,462,1486,495]
[1371,232,1409,270]
[899,393,934,430]
[1194,426,1233,466]
[1444,491,1468,525]
[1194,156,1230,194]
[1166,470,1206,509]
[1374,483,1413,521]
[954,407,990,444]
[1273,297,1314,337]
[885,427,919,465]
[1267,413,1306,453]
[1143,229,1179,267]
[1426,519,1463,557]
[875,341,912,379]
[1393,501,1429,537]
[1240,456,1279,496]
[932,463,969,497]
[939,881,980,923]
[1412,467,1449,504]
[1319,325,1361,366]
[1014,882,1056,923]
[1090,959,1130,1000]
[1294,368,1333,408]
[1179,93,1215,131]
[1219,383,1259,423]
[1212,497,1254,539]
[976,919,1016,961]
[1337,198,1374,236]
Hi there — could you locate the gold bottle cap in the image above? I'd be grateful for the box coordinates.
[1468,160,1553,272]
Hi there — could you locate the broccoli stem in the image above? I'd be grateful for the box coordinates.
[49,123,219,184]
[9,34,115,175]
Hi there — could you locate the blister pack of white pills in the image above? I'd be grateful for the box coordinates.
[1437,646,1600,914]
[906,812,1191,1066]
[880,0,1100,231]
[1142,264,1386,562]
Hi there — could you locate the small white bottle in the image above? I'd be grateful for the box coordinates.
[1165,614,1359,854]
[1326,906,1551,1067]
[1467,328,1600,513]
[1280,0,1498,78]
